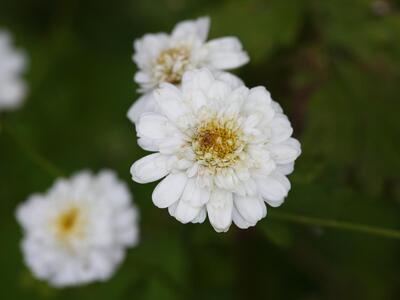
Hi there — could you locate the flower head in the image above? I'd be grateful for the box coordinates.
[16,170,139,287]
[133,16,248,92]
[128,16,249,123]
[131,69,301,232]
[0,30,26,111]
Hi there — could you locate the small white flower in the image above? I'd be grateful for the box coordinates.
[130,68,301,232]
[16,170,139,287]
[0,30,27,111]
[128,16,249,123]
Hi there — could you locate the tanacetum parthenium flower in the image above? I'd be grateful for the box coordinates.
[131,68,301,232]
[128,16,249,123]
[16,170,139,287]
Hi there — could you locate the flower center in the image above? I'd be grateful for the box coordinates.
[155,47,190,84]
[55,206,80,238]
[192,119,243,169]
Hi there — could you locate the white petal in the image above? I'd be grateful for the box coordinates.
[232,206,256,229]
[277,162,295,175]
[134,71,151,84]
[137,113,169,140]
[174,200,202,224]
[234,195,266,224]
[205,37,249,69]
[243,86,275,122]
[242,178,258,196]
[269,137,301,164]
[207,189,233,232]
[223,86,248,115]
[191,208,207,224]
[137,137,159,151]
[206,80,232,103]
[271,100,283,113]
[247,86,271,106]
[242,113,262,135]
[158,133,185,154]
[214,71,243,90]
[171,16,210,42]
[181,68,215,96]
[188,89,208,111]
[152,172,187,208]
[270,114,293,144]
[181,179,210,207]
[258,172,291,207]
[154,83,188,122]
[130,154,169,183]
[133,33,169,67]
[127,94,158,124]
[168,201,178,217]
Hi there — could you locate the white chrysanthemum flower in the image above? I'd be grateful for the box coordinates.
[0,30,26,111]
[130,68,301,232]
[16,170,139,287]
[128,16,249,123]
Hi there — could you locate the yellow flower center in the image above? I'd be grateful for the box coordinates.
[155,47,190,84]
[55,206,80,238]
[192,119,243,169]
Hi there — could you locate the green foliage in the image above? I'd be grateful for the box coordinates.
[1,0,400,299]
[211,0,305,62]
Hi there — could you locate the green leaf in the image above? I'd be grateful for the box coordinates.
[210,0,305,63]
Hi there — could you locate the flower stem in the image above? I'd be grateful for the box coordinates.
[2,122,65,178]
[269,211,400,240]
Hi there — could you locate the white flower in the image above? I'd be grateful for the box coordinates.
[128,16,249,123]
[16,170,139,287]
[130,68,301,232]
[0,30,26,111]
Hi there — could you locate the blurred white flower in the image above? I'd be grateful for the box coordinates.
[130,69,301,232]
[16,170,139,287]
[128,16,249,123]
[0,30,26,111]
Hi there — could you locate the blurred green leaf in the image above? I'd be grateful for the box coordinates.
[211,0,305,63]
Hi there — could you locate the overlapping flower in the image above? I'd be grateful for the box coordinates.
[128,16,249,123]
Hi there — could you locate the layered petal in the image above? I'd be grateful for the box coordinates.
[137,137,159,152]
[137,113,170,140]
[174,200,202,224]
[257,172,291,207]
[207,189,233,232]
[152,172,187,208]
[154,83,189,123]
[171,16,210,43]
[191,208,207,224]
[181,68,215,97]
[180,178,210,207]
[232,206,256,229]
[130,153,169,183]
[234,195,266,224]
[133,33,169,68]
[206,37,249,69]
[127,93,159,124]
[269,137,301,164]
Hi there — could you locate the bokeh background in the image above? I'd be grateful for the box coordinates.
[1,0,400,299]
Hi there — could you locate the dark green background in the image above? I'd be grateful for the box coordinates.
[1,0,400,299]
